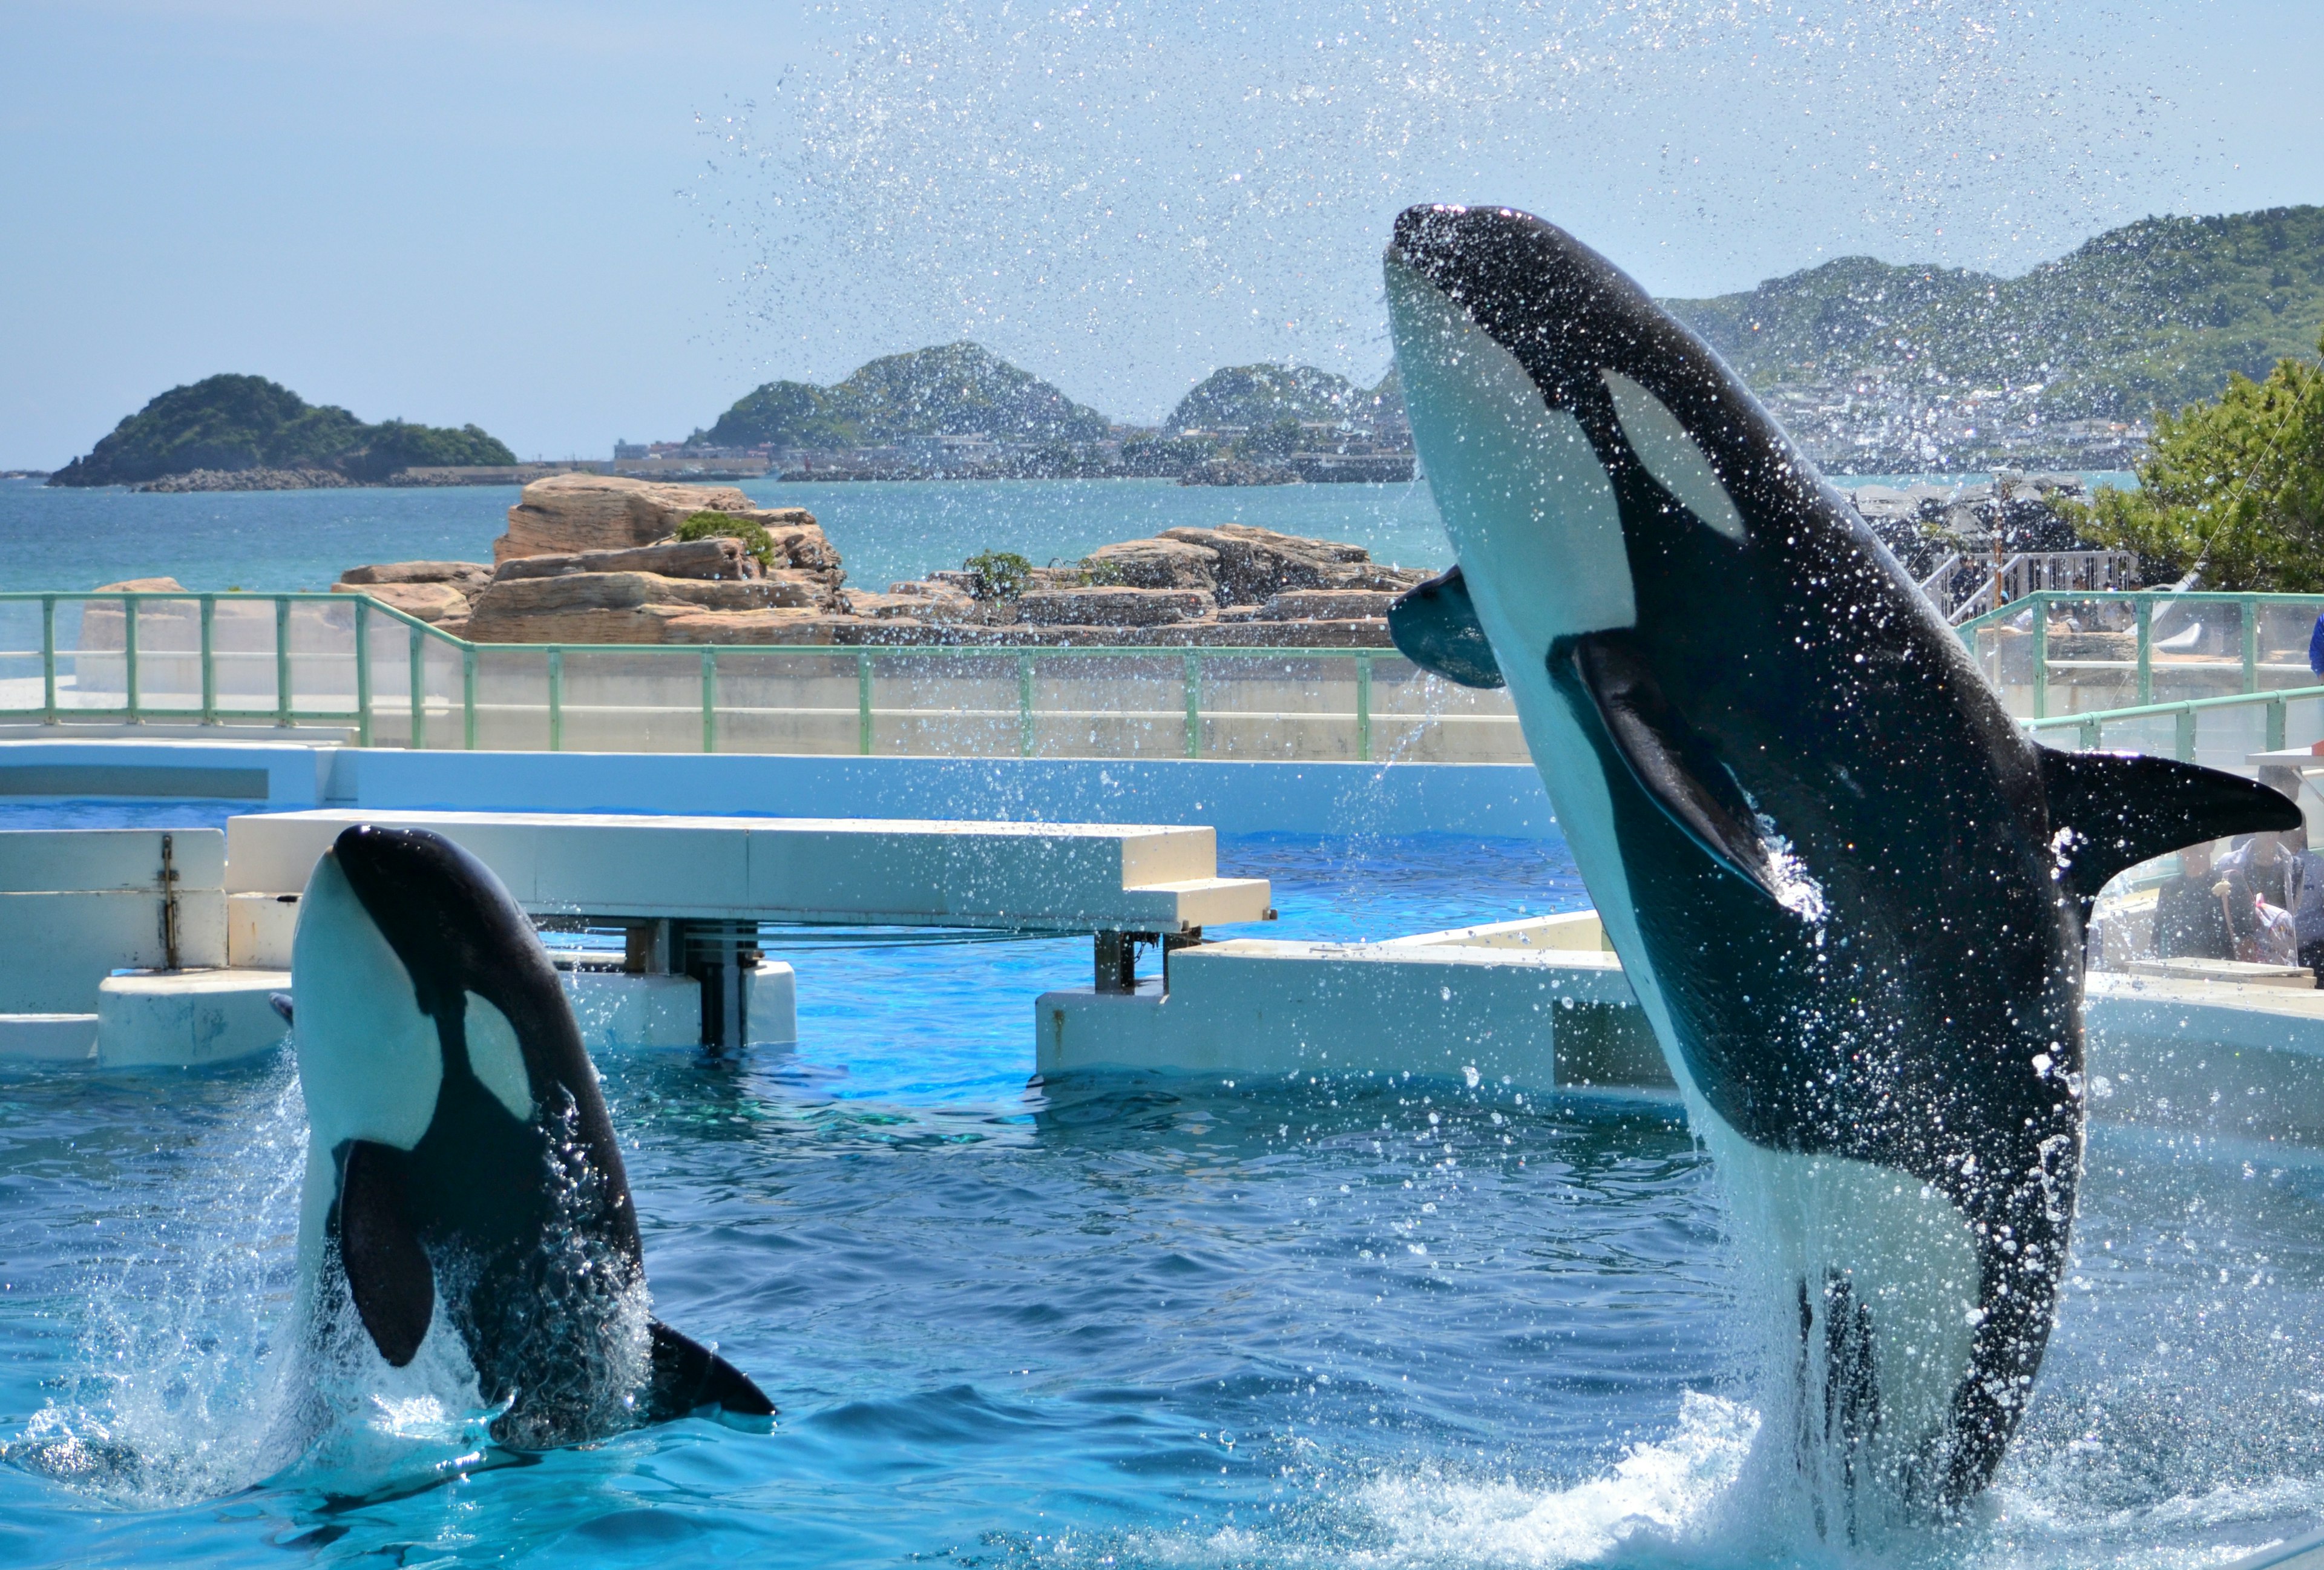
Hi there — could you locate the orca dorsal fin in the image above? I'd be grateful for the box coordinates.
[2041,746,2303,911]
[1388,565,1505,689]
[645,1320,776,1428]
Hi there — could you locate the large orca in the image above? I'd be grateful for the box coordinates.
[1382,205,2297,1516]
[290,824,772,1448]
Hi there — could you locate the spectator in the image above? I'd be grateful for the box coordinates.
[2219,827,2305,964]
[2310,609,2324,679]
[2154,839,2233,959]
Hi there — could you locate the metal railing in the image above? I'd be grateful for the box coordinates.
[1917,550,2139,624]
[1952,590,2324,720]
[2025,680,2324,777]
[0,591,1526,764]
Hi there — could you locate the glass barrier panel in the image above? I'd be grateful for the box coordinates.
[552,649,700,754]
[1366,655,1527,763]
[2146,597,2247,709]
[870,649,1020,757]
[0,600,41,716]
[418,636,465,749]
[208,597,283,715]
[62,598,123,714]
[2190,700,2269,776]
[287,599,359,718]
[2085,712,2180,760]
[2258,600,2321,691]
[2285,693,2324,755]
[365,614,417,747]
[1197,653,1359,760]
[2040,597,2140,718]
[119,596,205,715]
[707,649,861,755]
[1032,651,1185,759]
[473,646,551,751]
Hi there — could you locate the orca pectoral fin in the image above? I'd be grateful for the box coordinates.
[1562,632,1781,900]
[335,1140,433,1368]
[645,1320,776,1428]
[1388,565,1505,689]
[2041,747,2303,910]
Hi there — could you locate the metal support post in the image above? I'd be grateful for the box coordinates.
[1356,652,1374,762]
[199,596,218,724]
[1183,652,1201,759]
[1018,651,1036,758]
[462,646,478,750]
[700,648,717,754]
[2030,603,2048,720]
[408,625,427,750]
[1160,929,1202,994]
[2268,696,2288,754]
[857,649,875,755]
[2242,599,2259,694]
[678,919,761,1051]
[547,647,563,752]
[274,596,293,726]
[353,599,372,746]
[2135,597,2153,705]
[2175,705,2197,763]
[39,596,56,724]
[123,597,140,722]
[1095,930,1151,993]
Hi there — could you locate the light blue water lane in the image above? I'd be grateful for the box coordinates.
[4,802,2324,1568]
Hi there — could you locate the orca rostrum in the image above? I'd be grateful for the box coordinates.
[1382,204,2298,1516]
[289,824,772,1448]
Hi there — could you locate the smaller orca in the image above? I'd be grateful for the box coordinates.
[290,824,772,1448]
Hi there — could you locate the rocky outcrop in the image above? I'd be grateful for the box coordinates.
[96,577,188,593]
[491,473,826,567]
[1017,587,1212,626]
[330,560,495,628]
[1156,524,1391,603]
[491,537,761,583]
[333,581,472,623]
[136,468,352,493]
[1082,537,1221,591]
[464,570,830,643]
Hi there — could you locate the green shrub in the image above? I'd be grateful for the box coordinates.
[1078,555,1130,587]
[2061,333,2324,591]
[676,509,777,571]
[963,550,1034,600]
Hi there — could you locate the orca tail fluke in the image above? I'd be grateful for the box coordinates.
[644,1321,776,1428]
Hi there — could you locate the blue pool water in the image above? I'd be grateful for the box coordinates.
[4,803,2324,1568]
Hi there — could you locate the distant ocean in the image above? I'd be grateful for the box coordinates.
[0,470,2136,596]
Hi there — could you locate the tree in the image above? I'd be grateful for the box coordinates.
[2064,334,2324,591]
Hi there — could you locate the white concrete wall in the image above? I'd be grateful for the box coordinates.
[0,740,327,804]
[0,829,229,1011]
[324,751,1557,839]
[1036,939,1659,1091]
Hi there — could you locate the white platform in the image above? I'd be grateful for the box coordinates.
[1037,914,1661,1091]
[0,1014,98,1062]
[97,968,289,1068]
[224,809,1272,947]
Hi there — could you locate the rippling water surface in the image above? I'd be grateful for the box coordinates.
[4,805,2324,1568]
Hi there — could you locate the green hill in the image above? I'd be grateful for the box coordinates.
[50,374,514,487]
[1664,206,2324,419]
[701,343,1109,449]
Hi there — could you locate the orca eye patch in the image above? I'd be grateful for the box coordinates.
[1601,369,1748,544]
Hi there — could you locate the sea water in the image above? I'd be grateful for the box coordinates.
[0,471,2134,600]
[4,803,2323,1568]
[0,476,1454,598]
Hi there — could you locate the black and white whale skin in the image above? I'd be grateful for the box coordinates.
[1383,205,2297,1514]
[290,824,772,1447]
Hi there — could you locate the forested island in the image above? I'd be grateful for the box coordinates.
[47,374,515,489]
[46,204,2324,490]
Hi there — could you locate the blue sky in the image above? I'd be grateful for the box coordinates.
[4,1,2320,467]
